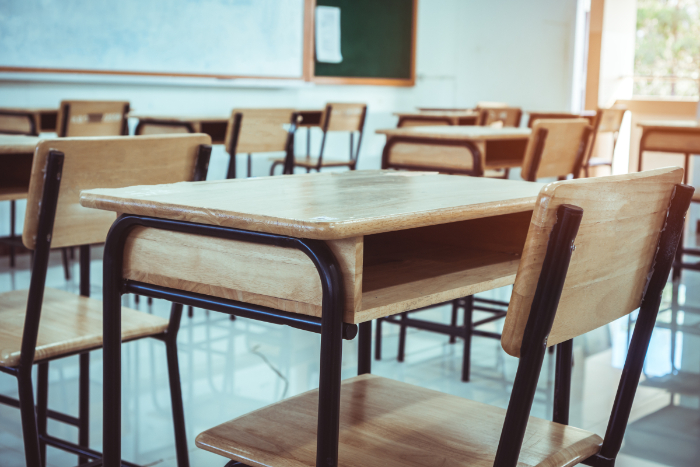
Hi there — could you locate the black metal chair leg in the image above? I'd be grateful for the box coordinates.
[462,296,474,382]
[37,362,49,467]
[397,313,408,362]
[374,318,382,360]
[165,304,190,467]
[188,306,194,318]
[18,365,42,467]
[449,300,459,344]
[62,248,71,280]
[79,352,90,464]
[9,199,16,267]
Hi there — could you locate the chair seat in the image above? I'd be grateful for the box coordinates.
[692,191,700,203]
[0,288,169,367]
[0,187,28,202]
[272,157,355,169]
[587,157,612,167]
[196,374,602,467]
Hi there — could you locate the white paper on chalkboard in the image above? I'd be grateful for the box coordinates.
[315,6,343,63]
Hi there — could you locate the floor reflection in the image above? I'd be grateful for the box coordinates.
[0,246,697,466]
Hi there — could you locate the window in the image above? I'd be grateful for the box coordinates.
[634,0,700,97]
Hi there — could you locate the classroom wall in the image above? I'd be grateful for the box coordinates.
[0,0,579,237]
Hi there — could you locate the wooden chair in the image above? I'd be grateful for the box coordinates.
[0,110,39,270]
[57,100,130,137]
[54,100,131,279]
[478,105,522,127]
[224,108,296,179]
[583,106,627,177]
[520,118,593,181]
[0,134,211,467]
[271,103,367,174]
[377,119,594,376]
[195,167,691,467]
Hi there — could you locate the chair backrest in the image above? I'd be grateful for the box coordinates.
[0,110,37,136]
[595,106,626,134]
[526,112,583,128]
[322,103,367,133]
[225,108,296,155]
[478,106,522,127]
[520,119,591,181]
[502,167,684,357]
[57,100,130,137]
[135,121,193,136]
[22,134,211,250]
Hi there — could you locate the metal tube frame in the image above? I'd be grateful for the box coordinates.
[101,213,355,467]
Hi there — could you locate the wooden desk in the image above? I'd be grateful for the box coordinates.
[637,120,700,280]
[377,126,532,176]
[81,170,543,466]
[0,107,59,133]
[0,135,40,201]
[638,120,700,183]
[130,109,325,144]
[394,110,479,127]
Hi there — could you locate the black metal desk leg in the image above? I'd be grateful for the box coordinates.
[358,321,372,375]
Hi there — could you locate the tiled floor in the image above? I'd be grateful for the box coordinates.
[0,246,698,467]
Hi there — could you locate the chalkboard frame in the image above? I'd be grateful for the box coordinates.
[303,0,417,87]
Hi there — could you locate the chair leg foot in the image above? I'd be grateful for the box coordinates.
[166,327,189,467]
[18,366,42,467]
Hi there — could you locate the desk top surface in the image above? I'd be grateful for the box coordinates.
[80,170,544,240]
[638,120,700,131]
[394,111,479,118]
[376,125,532,141]
[0,135,40,154]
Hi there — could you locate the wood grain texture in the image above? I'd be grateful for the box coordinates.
[80,170,544,240]
[0,135,40,154]
[502,167,684,357]
[377,126,531,141]
[225,108,295,154]
[0,288,168,367]
[57,100,129,137]
[195,374,602,467]
[521,119,591,180]
[23,134,211,250]
[123,228,362,322]
[323,103,367,132]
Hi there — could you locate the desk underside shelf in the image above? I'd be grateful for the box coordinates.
[123,210,532,323]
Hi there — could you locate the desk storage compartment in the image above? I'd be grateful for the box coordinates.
[358,210,532,322]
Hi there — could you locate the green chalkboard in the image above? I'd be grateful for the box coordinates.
[314,0,414,83]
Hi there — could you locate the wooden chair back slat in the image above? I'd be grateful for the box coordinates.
[136,123,191,136]
[521,119,591,181]
[225,108,295,154]
[0,112,37,136]
[323,103,367,132]
[22,134,210,250]
[57,100,130,137]
[478,107,522,127]
[502,167,684,357]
